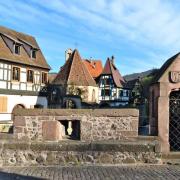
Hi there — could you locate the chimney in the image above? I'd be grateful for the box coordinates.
[111,55,115,64]
[65,48,73,62]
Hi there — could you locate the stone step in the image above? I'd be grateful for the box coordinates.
[162,152,180,165]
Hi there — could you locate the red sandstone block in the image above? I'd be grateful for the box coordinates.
[14,117,26,127]
[42,121,62,141]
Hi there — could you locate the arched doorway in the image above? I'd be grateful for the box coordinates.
[169,91,180,151]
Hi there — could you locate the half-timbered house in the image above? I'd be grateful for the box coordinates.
[0,26,50,122]
[99,56,130,107]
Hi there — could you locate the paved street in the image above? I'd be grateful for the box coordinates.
[0,165,179,180]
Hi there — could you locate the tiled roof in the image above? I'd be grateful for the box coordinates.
[102,58,125,88]
[0,26,50,70]
[83,59,103,79]
[53,49,97,87]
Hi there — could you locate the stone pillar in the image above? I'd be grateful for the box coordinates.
[149,85,159,136]
[158,96,170,153]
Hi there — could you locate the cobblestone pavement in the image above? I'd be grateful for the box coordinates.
[0,165,179,180]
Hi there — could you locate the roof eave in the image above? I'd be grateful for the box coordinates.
[0,58,51,70]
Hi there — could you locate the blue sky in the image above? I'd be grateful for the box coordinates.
[0,0,180,75]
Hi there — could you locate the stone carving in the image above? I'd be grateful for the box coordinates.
[170,71,180,83]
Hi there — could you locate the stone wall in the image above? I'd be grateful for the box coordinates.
[13,109,139,142]
[0,140,161,166]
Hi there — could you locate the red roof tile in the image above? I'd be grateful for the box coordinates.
[83,59,103,79]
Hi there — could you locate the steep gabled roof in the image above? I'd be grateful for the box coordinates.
[102,58,125,88]
[53,49,97,86]
[153,52,180,83]
[83,59,103,79]
[0,26,50,70]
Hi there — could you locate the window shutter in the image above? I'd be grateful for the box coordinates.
[0,96,7,112]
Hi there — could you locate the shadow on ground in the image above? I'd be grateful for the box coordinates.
[0,170,43,180]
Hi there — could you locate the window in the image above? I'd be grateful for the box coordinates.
[27,70,34,83]
[105,89,110,96]
[101,89,110,96]
[113,92,116,97]
[101,89,105,96]
[104,78,111,85]
[12,67,20,81]
[31,49,36,58]
[41,72,48,84]
[119,90,123,97]
[14,44,20,55]
[126,91,129,97]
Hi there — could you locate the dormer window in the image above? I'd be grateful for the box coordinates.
[31,49,36,59]
[14,44,20,55]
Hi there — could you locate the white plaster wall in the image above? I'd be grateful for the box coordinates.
[21,83,26,90]
[8,71,11,81]
[27,84,33,91]
[12,83,19,90]
[0,113,11,121]
[0,81,6,88]
[0,94,47,121]
[21,73,26,83]
[4,69,7,80]
[0,69,3,79]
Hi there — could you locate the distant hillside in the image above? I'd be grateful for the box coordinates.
[123,69,159,81]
